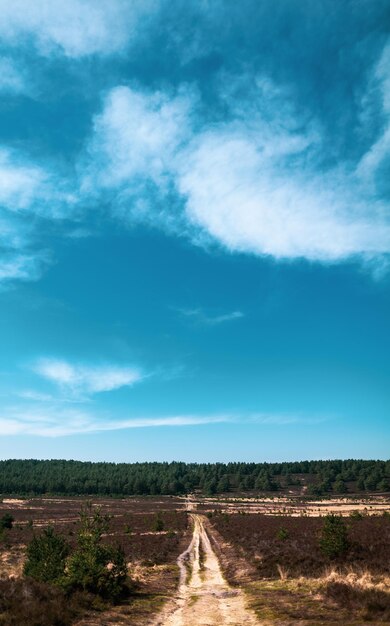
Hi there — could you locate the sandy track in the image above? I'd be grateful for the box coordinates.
[154,514,260,626]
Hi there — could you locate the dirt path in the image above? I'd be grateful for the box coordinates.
[154,514,260,626]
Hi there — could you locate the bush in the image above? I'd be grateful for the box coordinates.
[0,578,81,626]
[319,514,349,558]
[276,527,289,541]
[24,526,69,583]
[65,503,128,600]
[0,513,14,530]
[153,513,164,532]
[322,580,390,621]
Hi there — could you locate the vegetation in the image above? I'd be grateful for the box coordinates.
[210,512,390,579]
[0,497,189,626]
[0,578,83,626]
[0,458,389,496]
[0,493,389,625]
[24,504,128,601]
[0,513,14,530]
[24,526,69,583]
[65,503,128,599]
[319,514,349,558]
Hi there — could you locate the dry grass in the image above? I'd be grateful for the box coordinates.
[0,497,191,626]
[74,564,179,626]
[321,568,390,591]
[209,512,390,578]
[318,569,390,623]
[0,546,25,578]
[197,494,390,517]
[206,516,390,624]
[0,578,86,626]
[245,571,390,625]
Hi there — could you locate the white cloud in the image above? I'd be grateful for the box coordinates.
[0,57,28,94]
[248,412,329,426]
[0,147,79,286]
[178,307,244,325]
[18,390,55,402]
[0,148,48,212]
[178,128,390,262]
[0,405,326,437]
[85,78,390,265]
[32,358,144,397]
[0,253,48,285]
[84,85,194,191]
[0,0,156,58]
[356,42,390,182]
[0,407,229,437]
[0,148,78,218]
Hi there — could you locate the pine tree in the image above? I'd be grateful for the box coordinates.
[319,514,349,558]
[66,503,127,600]
[24,527,69,583]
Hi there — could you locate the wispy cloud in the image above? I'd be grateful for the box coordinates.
[0,148,47,212]
[0,407,230,437]
[0,253,49,286]
[356,42,390,188]
[82,84,195,235]
[84,72,390,266]
[248,412,331,426]
[0,0,157,58]
[0,147,77,287]
[18,390,56,402]
[178,307,244,325]
[32,358,144,399]
[0,57,28,94]
[0,5,388,286]
[0,406,327,437]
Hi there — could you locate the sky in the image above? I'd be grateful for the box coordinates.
[0,0,389,463]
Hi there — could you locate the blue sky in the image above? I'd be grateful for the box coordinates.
[0,0,389,462]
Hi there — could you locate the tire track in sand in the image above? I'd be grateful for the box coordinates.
[154,514,260,626]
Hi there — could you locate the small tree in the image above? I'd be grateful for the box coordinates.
[153,513,164,532]
[333,478,347,493]
[66,503,127,600]
[319,514,349,559]
[0,513,14,530]
[24,526,69,583]
[276,527,289,541]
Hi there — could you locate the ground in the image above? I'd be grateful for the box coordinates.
[1,493,390,625]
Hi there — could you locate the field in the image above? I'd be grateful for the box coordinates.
[0,496,191,626]
[205,501,390,625]
[1,493,390,625]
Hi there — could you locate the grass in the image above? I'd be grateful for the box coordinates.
[210,512,390,579]
[206,515,390,624]
[243,571,390,625]
[74,564,180,626]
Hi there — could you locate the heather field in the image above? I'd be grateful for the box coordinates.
[0,496,191,626]
[1,495,390,625]
[207,509,390,624]
[208,510,390,578]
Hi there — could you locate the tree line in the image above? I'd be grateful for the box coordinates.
[0,458,389,496]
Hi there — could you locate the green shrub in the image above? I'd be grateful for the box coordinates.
[349,510,363,520]
[276,527,289,541]
[0,513,14,530]
[24,526,69,584]
[153,513,164,532]
[319,514,349,558]
[65,503,128,600]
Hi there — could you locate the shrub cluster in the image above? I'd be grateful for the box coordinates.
[23,503,129,601]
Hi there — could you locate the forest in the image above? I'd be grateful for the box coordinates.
[0,458,389,496]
